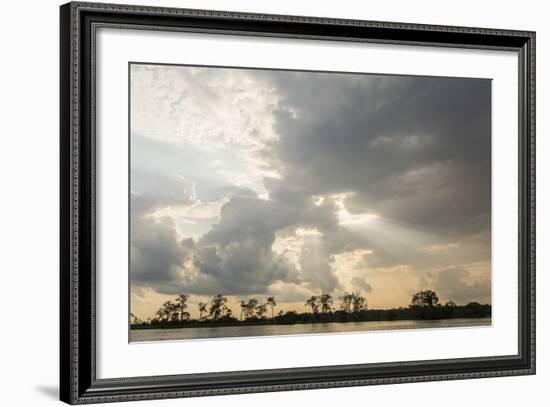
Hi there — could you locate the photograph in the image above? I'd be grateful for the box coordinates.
[129,63,492,342]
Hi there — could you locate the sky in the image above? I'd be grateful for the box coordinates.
[129,63,492,320]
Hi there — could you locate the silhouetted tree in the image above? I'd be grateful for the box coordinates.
[410,290,439,307]
[305,296,319,314]
[209,294,229,320]
[340,292,353,313]
[129,312,142,325]
[319,293,333,313]
[154,308,165,322]
[175,294,190,321]
[256,303,268,319]
[266,296,277,318]
[239,300,247,320]
[158,301,177,321]
[198,302,208,320]
[243,299,259,319]
[351,293,367,312]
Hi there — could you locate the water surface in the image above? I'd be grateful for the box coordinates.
[130,317,491,342]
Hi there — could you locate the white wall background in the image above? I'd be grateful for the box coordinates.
[0,0,546,406]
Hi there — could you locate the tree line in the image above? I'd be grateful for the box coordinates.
[131,292,365,325]
[130,289,491,328]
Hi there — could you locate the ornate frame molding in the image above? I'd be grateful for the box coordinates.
[60,2,535,404]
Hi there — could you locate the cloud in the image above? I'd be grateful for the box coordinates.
[130,175,198,293]
[131,174,196,217]
[263,72,491,237]
[132,186,303,295]
[130,212,195,294]
[130,65,492,309]
[430,266,491,304]
[266,282,315,303]
[131,63,279,154]
[350,276,373,293]
[189,197,302,295]
[299,238,341,292]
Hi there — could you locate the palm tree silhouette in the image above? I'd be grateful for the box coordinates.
[245,299,259,319]
[209,294,229,320]
[198,302,207,320]
[305,296,319,314]
[319,293,333,313]
[256,304,268,319]
[175,294,190,321]
[239,300,247,320]
[266,297,277,319]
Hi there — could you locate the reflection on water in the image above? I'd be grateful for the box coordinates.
[130,317,491,342]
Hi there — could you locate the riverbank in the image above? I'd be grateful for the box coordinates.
[131,303,491,330]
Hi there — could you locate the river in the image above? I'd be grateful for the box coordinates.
[130,317,491,342]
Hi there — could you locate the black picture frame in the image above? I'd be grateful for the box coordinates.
[60,2,536,404]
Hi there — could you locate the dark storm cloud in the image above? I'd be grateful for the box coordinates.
[188,196,301,295]
[130,175,196,293]
[186,194,356,295]
[131,216,195,293]
[263,72,491,237]
[132,185,306,295]
[131,183,348,295]
[183,192,351,295]
[256,70,491,301]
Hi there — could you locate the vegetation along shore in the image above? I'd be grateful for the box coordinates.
[130,290,491,330]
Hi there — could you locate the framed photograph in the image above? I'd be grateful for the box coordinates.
[60,1,535,404]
